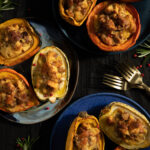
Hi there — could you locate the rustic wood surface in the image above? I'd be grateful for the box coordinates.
[0,0,150,149]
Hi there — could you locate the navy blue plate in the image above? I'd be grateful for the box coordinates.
[50,93,150,150]
[52,0,150,54]
[0,19,79,124]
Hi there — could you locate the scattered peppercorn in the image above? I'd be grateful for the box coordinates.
[32,63,36,66]
[139,65,142,68]
[136,66,139,69]
[45,107,50,110]
[133,54,137,58]
[141,73,144,77]
[49,93,53,96]
[40,53,44,56]
[148,63,150,67]
[39,33,42,36]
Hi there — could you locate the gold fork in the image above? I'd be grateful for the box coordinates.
[103,74,143,91]
[116,63,150,93]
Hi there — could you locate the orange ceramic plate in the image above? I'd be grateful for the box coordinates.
[86,1,141,52]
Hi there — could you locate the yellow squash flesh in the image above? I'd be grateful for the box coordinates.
[0,18,40,66]
[66,111,105,150]
[99,102,150,149]
[31,46,70,103]
[59,0,97,26]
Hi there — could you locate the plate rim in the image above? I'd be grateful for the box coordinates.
[0,18,80,125]
[49,92,150,149]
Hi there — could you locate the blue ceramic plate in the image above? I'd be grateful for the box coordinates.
[0,19,79,124]
[50,93,150,150]
[52,0,150,54]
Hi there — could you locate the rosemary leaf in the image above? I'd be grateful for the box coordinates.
[143,54,150,65]
[136,38,150,59]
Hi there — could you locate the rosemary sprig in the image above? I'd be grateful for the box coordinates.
[136,37,150,64]
[0,0,15,11]
[16,136,39,150]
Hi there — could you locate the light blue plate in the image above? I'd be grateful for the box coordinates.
[50,92,150,150]
[0,19,79,124]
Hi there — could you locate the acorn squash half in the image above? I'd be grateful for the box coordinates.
[0,68,39,113]
[99,102,150,149]
[31,46,70,103]
[66,111,105,150]
[59,0,97,26]
[0,18,40,66]
[86,1,141,52]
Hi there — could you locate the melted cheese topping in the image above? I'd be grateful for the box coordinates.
[0,24,33,58]
[94,3,136,46]
[65,0,93,22]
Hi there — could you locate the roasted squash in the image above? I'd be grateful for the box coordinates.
[99,102,150,149]
[86,1,141,52]
[31,46,70,103]
[0,18,40,66]
[59,0,97,26]
[66,111,105,150]
[0,68,39,113]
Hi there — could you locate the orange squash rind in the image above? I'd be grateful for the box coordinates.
[0,18,40,66]
[86,1,141,52]
[0,68,39,113]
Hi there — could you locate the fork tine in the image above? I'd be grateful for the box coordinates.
[122,63,136,74]
[104,74,123,84]
[116,64,132,79]
[102,80,123,90]
[103,75,124,87]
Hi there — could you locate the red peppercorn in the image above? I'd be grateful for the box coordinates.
[49,93,53,96]
[40,53,44,56]
[133,54,137,58]
[148,63,150,67]
[16,144,20,147]
[45,107,50,110]
[139,65,142,68]
[39,33,42,36]
[136,66,139,69]
[32,63,36,66]
[44,94,48,97]
[21,138,24,141]
[141,73,144,77]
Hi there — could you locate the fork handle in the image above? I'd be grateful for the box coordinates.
[141,83,150,94]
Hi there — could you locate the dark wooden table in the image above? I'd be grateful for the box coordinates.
[0,0,150,149]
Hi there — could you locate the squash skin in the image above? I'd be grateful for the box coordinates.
[65,111,105,150]
[86,1,141,52]
[0,68,39,113]
[99,102,150,149]
[0,18,40,66]
[59,0,97,26]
